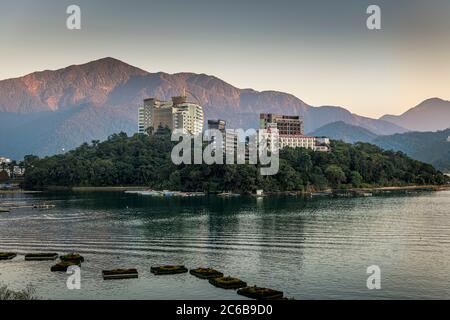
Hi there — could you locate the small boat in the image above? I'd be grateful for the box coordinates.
[0,207,10,213]
[139,190,161,196]
[217,192,240,197]
[33,204,56,210]
[124,190,142,194]
[102,268,139,280]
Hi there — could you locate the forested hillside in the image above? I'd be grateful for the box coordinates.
[22,133,448,192]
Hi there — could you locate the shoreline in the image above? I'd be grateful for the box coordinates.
[0,189,42,194]
[16,184,450,194]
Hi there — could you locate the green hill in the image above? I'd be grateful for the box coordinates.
[373,129,450,172]
[22,132,448,192]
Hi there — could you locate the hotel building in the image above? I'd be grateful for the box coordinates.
[207,120,238,159]
[260,113,330,152]
[138,95,204,135]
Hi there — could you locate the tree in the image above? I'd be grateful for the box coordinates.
[22,133,449,191]
[350,171,363,187]
[325,165,346,187]
[0,170,9,183]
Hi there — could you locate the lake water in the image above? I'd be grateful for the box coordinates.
[0,191,449,300]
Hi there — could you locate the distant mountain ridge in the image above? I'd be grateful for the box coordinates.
[0,57,442,159]
[310,121,379,144]
[380,98,450,132]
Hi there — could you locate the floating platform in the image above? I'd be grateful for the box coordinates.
[0,252,17,260]
[25,253,58,261]
[0,208,10,213]
[60,253,85,263]
[237,286,284,300]
[151,265,188,275]
[102,269,139,280]
[190,268,224,279]
[33,204,56,210]
[209,276,247,289]
[51,261,81,272]
[217,192,241,197]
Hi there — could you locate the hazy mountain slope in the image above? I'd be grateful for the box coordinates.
[306,106,406,135]
[309,121,379,143]
[373,129,450,172]
[380,98,450,132]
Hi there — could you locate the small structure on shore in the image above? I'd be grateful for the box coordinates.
[25,253,58,261]
[0,252,17,260]
[237,286,284,300]
[151,265,188,275]
[209,276,247,289]
[102,269,139,280]
[190,268,223,279]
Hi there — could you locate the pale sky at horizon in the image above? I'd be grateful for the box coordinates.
[0,0,449,118]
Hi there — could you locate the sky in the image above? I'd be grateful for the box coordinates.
[0,0,449,118]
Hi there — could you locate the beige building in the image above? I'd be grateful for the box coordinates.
[138,95,204,135]
[260,113,330,152]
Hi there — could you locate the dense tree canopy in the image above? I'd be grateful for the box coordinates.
[23,132,449,192]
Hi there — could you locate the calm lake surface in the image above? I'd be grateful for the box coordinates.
[0,191,449,300]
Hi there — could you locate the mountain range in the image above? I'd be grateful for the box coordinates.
[0,57,449,160]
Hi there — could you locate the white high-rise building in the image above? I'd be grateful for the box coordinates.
[173,103,204,135]
[138,95,204,135]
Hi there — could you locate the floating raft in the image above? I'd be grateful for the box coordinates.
[190,268,224,279]
[102,269,139,280]
[25,253,58,261]
[0,252,17,260]
[209,276,247,289]
[60,253,85,263]
[237,286,284,300]
[151,265,188,275]
[33,204,56,210]
[51,260,81,272]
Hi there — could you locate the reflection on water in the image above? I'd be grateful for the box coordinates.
[0,191,449,299]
